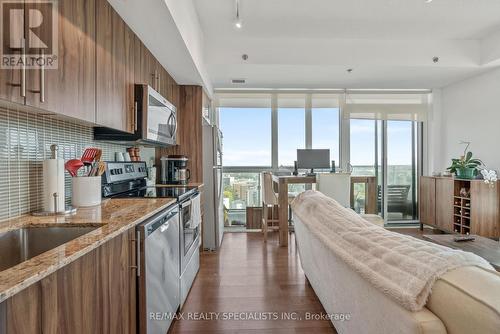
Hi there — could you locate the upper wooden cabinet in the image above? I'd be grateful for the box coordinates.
[0,13,24,107]
[96,0,135,133]
[0,0,178,131]
[0,0,96,123]
[28,0,96,122]
[133,37,157,89]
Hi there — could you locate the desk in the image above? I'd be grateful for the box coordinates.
[272,175,316,247]
[272,174,378,247]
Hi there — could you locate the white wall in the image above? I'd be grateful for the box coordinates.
[432,67,500,173]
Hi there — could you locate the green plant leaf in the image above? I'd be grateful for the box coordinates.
[465,151,473,162]
[469,159,483,165]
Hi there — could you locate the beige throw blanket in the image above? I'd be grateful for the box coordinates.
[291,190,494,312]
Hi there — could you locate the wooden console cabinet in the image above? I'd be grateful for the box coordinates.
[420,176,500,238]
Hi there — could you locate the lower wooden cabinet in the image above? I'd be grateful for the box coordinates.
[419,176,436,226]
[420,176,500,238]
[435,177,454,232]
[4,228,137,334]
[471,181,500,238]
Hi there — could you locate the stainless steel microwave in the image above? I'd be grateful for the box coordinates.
[94,85,177,147]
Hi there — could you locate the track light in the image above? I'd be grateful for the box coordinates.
[234,0,242,29]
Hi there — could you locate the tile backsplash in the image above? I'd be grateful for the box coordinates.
[0,104,154,222]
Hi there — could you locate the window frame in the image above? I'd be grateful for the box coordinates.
[217,90,430,225]
[218,91,343,170]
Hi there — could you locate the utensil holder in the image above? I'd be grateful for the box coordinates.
[72,176,101,207]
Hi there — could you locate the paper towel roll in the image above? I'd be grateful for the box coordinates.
[43,159,65,212]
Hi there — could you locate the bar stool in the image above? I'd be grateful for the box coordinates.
[261,172,279,242]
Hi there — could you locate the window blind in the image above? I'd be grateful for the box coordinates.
[215,93,272,108]
[215,92,341,109]
[343,93,430,121]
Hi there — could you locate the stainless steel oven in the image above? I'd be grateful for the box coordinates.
[179,192,201,307]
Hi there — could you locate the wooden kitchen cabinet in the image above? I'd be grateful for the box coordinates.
[0,3,24,106]
[4,283,41,334]
[40,248,100,334]
[96,0,135,133]
[133,38,157,87]
[134,37,149,86]
[148,56,161,92]
[0,44,25,105]
[25,0,96,123]
[1,0,181,130]
[3,228,137,334]
[157,85,204,183]
[96,228,137,334]
[159,66,176,103]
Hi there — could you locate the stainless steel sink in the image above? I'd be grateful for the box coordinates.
[0,226,99,272]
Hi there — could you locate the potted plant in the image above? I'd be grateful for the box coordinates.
[447,144,483,179]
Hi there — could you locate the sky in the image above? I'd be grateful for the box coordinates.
[220,108,413,167]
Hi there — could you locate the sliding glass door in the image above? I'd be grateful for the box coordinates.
[386,121,418,221]
[350,119,420,223]
[349,119,382,215]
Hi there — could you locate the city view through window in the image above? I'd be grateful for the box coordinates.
[220,106,419,227]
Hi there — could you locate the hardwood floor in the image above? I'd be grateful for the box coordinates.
[170,227,439,333]
[169,232,337,334]
[388,226,445,240]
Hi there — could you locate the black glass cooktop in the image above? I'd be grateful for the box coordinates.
[109,186,197,201]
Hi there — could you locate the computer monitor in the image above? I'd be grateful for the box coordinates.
[296,149,330,174]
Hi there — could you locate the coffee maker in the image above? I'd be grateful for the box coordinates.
[160,155,191,185]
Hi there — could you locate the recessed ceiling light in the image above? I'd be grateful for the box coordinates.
[347,68,353,73]
[432,56,439,63]
[242,54,248,61]
[234,0,242,29]
[425,0,433,3]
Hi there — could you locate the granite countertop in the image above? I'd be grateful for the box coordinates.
[0,198,176,303]
[156,182,204,188]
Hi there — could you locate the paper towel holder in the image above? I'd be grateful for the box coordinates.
[32,192,77,216]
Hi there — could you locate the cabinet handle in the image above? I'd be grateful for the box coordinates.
[157,73,160,92]
[20,38,26,97]
[151,72,155,89]
[134,101,138,131]
[135,231,141,277]
[40,50,45,102]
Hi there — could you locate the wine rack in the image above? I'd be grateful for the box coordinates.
[453,180,471,235]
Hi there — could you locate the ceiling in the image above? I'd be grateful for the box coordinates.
[194,0,500,89]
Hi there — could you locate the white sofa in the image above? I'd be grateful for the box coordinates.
[294,216,500,334]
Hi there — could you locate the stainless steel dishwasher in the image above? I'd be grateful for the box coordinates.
[137,205,180,334]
